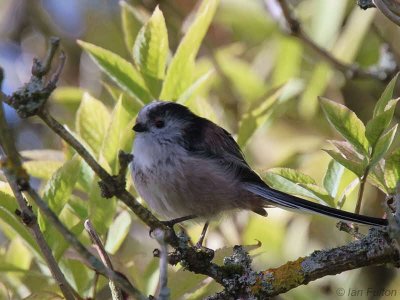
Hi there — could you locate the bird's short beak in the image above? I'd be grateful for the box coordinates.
[133,122,147,132]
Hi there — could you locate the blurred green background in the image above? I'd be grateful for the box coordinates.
[0,0,399,299]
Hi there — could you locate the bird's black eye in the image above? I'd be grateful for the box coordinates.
[155,119,165,128]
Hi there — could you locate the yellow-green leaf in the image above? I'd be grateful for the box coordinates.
[78,40,152,103]
[366,98,399,148]
[133,6,168,80]
[42,156,81,216]
[370,124,398,167]
[373,73,399,117]
[320,97,369,155]
[160,0,219,100]
[76,93,110,156]
[323,159,344,198]
[323,149,365,177]
[105,211,132,254]
[120,1,148,51]
[385,149,400,192]
[101,96,132,172]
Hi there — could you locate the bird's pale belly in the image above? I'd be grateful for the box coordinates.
[132,156,251,220]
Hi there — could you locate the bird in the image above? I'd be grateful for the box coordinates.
[130,101,388,244]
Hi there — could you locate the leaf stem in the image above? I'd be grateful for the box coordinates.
[355,167,370,215]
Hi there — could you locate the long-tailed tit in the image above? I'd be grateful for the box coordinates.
[131,101,388,228]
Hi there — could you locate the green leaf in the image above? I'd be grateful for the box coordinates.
[323,159,344,198]
[23,160,63,180]
[40,156,81,231]
[89,182,116,235]
[61,259,92,295]
[0,208,41,256]
[298,183,335,207]
[133,6,168,79]
[264,168,334,205]
[160,0,219,100]
[366,99,399,147]
[52,87,84,105]
[323,149,365,177]
[76,93,110,156]
[237,80,303,147]
[0,182,17,212]
[320,97,369,155]
[385,149,400,192]
[177,70,214,104]
[370,124,398,167]
[369,161,388,193]
[267,168,316,185]
[78,40,152,103]
[105,211,132,254]
[237,89,280,147]
[102,82,143,116]
[101,96,132,172]
[328,140,364,162]
[373,73,399,117]
[120,1,148,51]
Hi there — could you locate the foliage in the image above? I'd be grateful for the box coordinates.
[0,0,399,299]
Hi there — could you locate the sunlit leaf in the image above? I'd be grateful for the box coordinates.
[102,82,143,116]
[320,97,369,155]
[120,1,148,51]
[323,159,344,198]
[264,169,333,205]
[366,98,398,147]
[369,124,397,167]
[105,211,132,254]
[61,259,92,295]
[76,93,110,156]
[328,140,364,162]
[385,149,400,192]
[52,87,84,104]
[369,160,388,193]
[39,156,81,231]
[89,182,116,235]
[237,88,281,147]
[6,238,32,270]
[160,0,219,100]
[238,80,303,147]
[133,6,168,80]
[323,149,365,177]
[101,96,132,172]
[24,160,63,180]
[78,40,152,103]
[215,51,266,101]
[0,208,40,256]
[177,70,214,104]
[267,168,316,185]
[0,182,17,212]
[373,73,399,117]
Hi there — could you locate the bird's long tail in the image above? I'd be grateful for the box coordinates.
[245,183,388,226]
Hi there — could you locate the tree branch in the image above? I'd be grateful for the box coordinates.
[0,69,75,300]
[0,67,147,299]
[270,0,397,81]
[207,228,399,299]
[2,37,400,299]
[84,220,126,300]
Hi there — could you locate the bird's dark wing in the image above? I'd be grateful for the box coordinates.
[181,117,388,227]
[181,117,266,185]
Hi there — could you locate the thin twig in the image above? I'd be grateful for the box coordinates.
[355,167,370,215]
[84,220,124,300]
[0,70,75,300]
[153,229,170,300]
[25,188,145,298]
[271,0,393,81]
